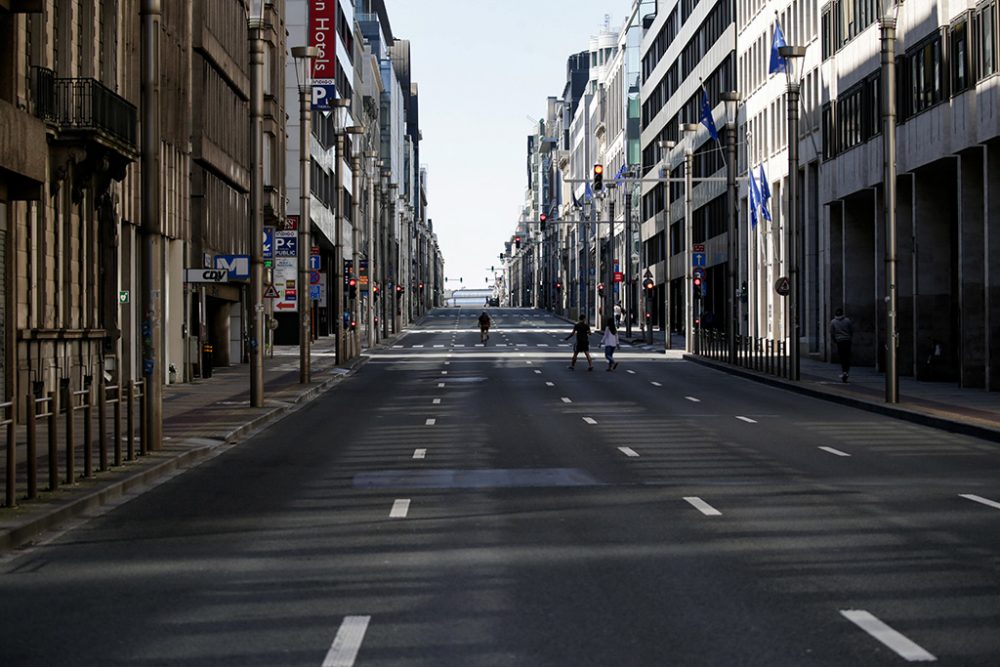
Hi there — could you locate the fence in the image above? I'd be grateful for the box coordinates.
[1,379,149,508]
[695,329,791,380]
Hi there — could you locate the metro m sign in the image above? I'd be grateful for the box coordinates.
[309,0,337,111]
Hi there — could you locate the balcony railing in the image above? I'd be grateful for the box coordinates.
[32,67,138,155]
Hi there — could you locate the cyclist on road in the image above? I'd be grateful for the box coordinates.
[478,311,492,344]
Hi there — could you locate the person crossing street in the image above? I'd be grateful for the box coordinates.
[565,316,594,370]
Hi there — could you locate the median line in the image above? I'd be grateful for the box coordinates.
[735,415,757,423]
[618,446,639,457]
[322,615,372,667]
[839,610,936,662]
[561,397,572,403]
[389,499,410,518]
[959,494,1000,511]
[582,417,598,425]
[819,446,851,457]
[412,448,426,459]
[425,418,436,426]
[651,381,662,387]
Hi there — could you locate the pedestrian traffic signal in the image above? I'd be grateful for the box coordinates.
[693,275,703,300]
[539,212,547,229]
[515,235,521,249]
[643,277,654,292]
[348,276,358,300]
[597,282,605,296]
[593,164,604,191]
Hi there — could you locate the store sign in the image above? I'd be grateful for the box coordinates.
[309,0,337,110]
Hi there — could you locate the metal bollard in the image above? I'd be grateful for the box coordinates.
[126,382,134,462]
[65,384,75,485]
[83,387,93,479]
[48,391,59,491]
[137,381,146,457]
[113,384,122,467]
[3,402,14,508]
[26,395,37,499]
[98,379,108,472]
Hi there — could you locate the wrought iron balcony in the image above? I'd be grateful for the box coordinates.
[32,66,138,158]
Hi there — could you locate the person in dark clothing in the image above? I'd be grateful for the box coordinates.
[478,311,491,344]
[565,316,594,370]
[830,307,853,382]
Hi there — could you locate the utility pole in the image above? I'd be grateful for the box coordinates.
[723,92,741,365]
[624,189,632,339]
[334,132,345,364]
[351,156,362,355]
[880,5,900,403]
[291,46,317,384]
[682,123,698,353]
[661,140,675,350]
[140,0,163,451]
[248,11,265,406]
[606,200,615,327]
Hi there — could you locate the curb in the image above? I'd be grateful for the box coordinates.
[684,354,1000,444]
[0,355,371,554]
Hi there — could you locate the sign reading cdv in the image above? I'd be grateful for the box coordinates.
[309,0,338,110]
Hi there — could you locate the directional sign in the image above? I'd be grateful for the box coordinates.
[309,254,321,271]
[692,252,707,267]
[185,268,229,283]
[213,255,249,280]
[263,226,274,260]
[275,231,297,257]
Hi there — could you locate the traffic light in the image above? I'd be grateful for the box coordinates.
[395,284,403,298]
[597,282,605,297]
[418,281,424,290]
[515,235,521,249]
[693,275,703,300]
[643,277,655,293]
[539,212,547,229]
[555,281,562,291]
[593,164,604,191]
[373,283,380,298]
[348,276,358,300]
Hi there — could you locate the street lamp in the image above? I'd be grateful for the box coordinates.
[681,122,699,353]
[246,0,266,406]
[721,91,741,365]
[657,139,675,349]
[778,44,806,381]
[292,45,317,384]
[879,0,900,403]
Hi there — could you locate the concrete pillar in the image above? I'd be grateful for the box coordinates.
[958,148,987,388]
[896,174,916,376]
[987,141,1000,390]
[826,199,845,360]
[842,191,876,367]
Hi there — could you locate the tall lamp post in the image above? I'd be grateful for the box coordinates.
[880,0,900,403]
[658,139,675,350]
[681,123,698,353]
[778,45,806,381]
[246,0,265,407]
[722,91,741,365]
[292,46,317,384]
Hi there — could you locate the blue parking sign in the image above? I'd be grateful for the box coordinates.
[263,227,274,260]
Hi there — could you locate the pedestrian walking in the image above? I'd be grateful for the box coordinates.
[565,316,594,371]
[613,303,622,328]
[478,311,492,344]
[830,307,853,382]
[601,317,620,371]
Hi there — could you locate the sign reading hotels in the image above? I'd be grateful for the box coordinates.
[309,0,337,110]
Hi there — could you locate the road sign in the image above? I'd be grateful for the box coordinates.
[692,252,706,267]
[613,271,624,283]
[118,290,130,304]
[775,276,791,296]
[309,255,321,270]
[275,231,297,257]
[309,270,321,285]
[276,301,296,310]
[693,267,705,280]
[273,256,297,313]
[263,226,274,260]
[263,284,280,298]
[310,285,321,301]
[692,244,705,253]
[185,268,229,283]
[213,255,249,280]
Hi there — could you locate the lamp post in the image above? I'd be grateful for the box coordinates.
[681,122,698,354]
[880,0,900,403]
[292,46,317,384]
[722,91,741,365]
[658,139,675,350]
[779,45,806,381]
[331,105,363,364]
[246,0,265,407]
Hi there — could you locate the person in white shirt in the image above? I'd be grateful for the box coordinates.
[601,317,620,371]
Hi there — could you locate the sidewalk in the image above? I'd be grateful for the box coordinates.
[686,352,1000,443]
[0,335,381,552]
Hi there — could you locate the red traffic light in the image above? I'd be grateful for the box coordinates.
[418,282,424,289]
[643,278,655,291]
[693,276,703,288]
[593,164,604,175]
[348,277,357,287]
[555,281,562,290]
[539,213,547,224]
[395,284,402,293]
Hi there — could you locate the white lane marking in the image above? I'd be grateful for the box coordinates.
[685,396,701,402]
[425,418,436,426]
[437,383,445,388]
[413,345,424,349]
[959,494,1000,511]
[840,610,936,662]
[495,343,507,347]
[392,345,403,349]
[534,370,542,374]
[443,361,451,365]
[413,448,426,459]
[651,381,663,387]
[626,369,636,374]
[441,370,448,375]
[618,446,640,457]
[582,417,598,425]
[433,344,444,348]
[537,344,549,347]
[526,361,533,365]
[819,446,851,457]
[322,615,372,667]
[389,499,411,518]
[561,397,572,403]
[432,398,441,405]
[684,497,722,516]
[545,382,554,387]
[516,343,527,347]
[453,344,465,348]
[736,416,757,423]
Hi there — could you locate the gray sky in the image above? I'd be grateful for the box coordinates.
[383,0,625,290]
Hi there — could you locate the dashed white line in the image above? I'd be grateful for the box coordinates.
[425,418,436,426]
[322,615,372,667]
[443,361,451,365]
[684,497,722,516]
[582,417,598,425]
[534,369,542,374]
[413,345,424,349]
[432,398,441,405]
[561,397,572,403]
[626,369,636,375]
[840,610,936,662]
[618,446,639,457]
[651,381,662,387]
[453,344,465,348]
[412,448,426,459]
[735,415,757,423]
[526,360,533,365]
[389,499,410,518]
[433,344,444,348]
[959,494,1000,510]
[392,345,403,349]
[819,446,851,457]
[437,383,445,388]
[545,382,555,387]
[685,396,701,402]
[441,370,448,375]
[537,343,549,347]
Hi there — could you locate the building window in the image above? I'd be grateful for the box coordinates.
[904,33,944,117]
[974,1,998,79]
[951,19,970,94]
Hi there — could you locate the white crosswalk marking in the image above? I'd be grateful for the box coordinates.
[322,616,372,667]
[840,610,936,662]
